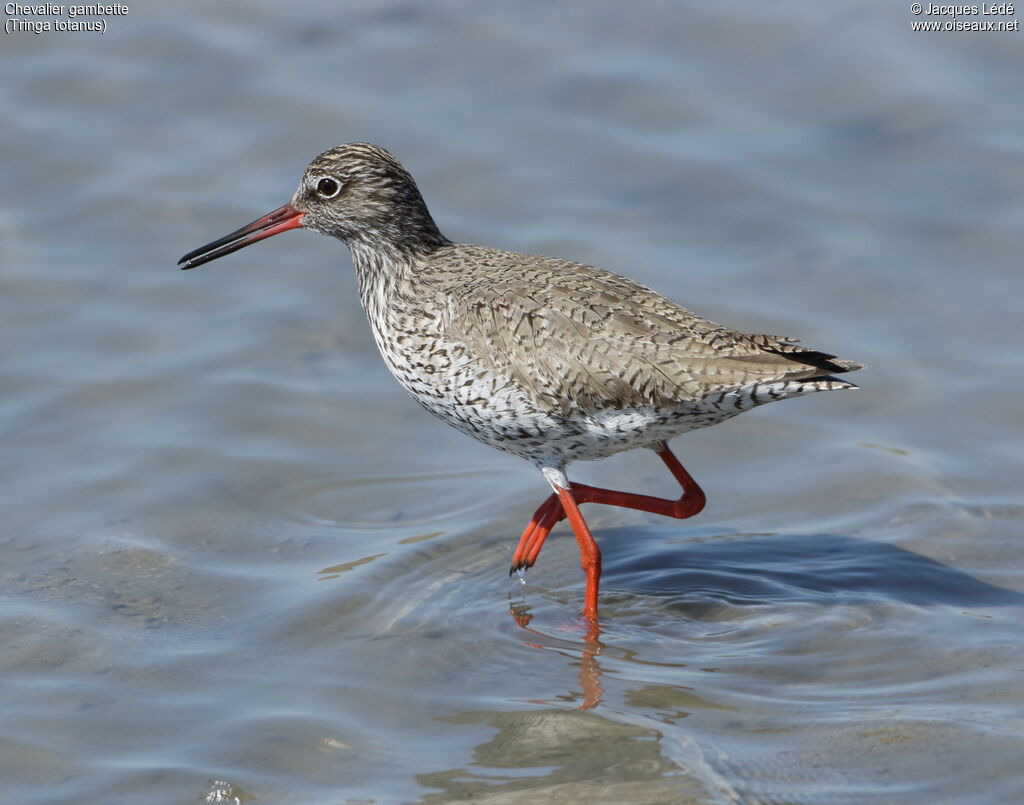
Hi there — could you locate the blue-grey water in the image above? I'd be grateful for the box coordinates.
[3,2,1023,802]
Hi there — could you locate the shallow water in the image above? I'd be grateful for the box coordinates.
[3,1,1023,802]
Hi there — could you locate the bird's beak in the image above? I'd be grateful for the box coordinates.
[178,203,304,270]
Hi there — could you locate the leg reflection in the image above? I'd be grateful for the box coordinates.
[509,604,604,710]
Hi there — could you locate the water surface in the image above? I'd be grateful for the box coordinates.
[2,2,1023,802]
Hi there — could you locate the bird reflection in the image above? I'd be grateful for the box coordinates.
[509,604,605,710]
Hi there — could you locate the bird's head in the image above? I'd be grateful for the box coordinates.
[179,143,446,271]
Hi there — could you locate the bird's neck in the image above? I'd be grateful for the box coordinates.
[348,234,445,328]
[344,201,450,322]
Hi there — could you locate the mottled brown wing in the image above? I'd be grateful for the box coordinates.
[440,252,860,413]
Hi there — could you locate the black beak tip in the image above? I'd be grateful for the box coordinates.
[177,202,303,273]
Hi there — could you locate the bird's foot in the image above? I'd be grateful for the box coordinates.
[510,493,564,573]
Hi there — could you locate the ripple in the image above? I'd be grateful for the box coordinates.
[272,465,512,530]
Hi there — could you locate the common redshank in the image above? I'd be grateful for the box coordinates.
[180,143,863,621]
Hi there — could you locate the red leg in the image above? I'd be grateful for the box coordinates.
[510,444,706,573]
[554,485,601,621]
[510,493,561,573]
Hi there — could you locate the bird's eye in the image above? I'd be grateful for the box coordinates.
[316,177,341,198]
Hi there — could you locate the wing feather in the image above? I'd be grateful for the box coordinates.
[433,247,862,413]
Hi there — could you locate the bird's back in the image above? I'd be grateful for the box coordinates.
[415,244,862,416]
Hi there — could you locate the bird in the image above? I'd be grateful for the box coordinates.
[180,143,863,621]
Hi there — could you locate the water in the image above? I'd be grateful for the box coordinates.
[3,1,1023,802]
